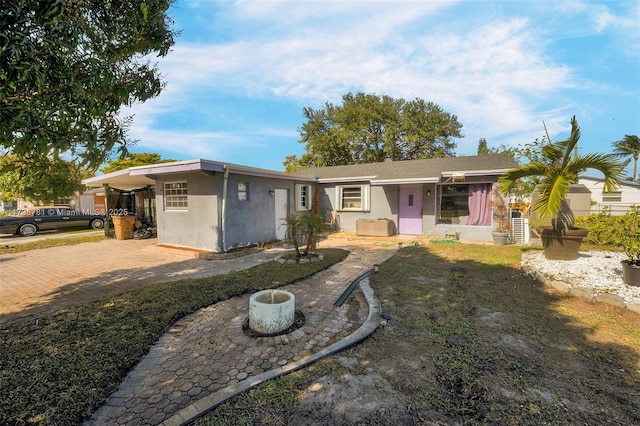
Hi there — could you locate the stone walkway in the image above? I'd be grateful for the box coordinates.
[83,244,397,425]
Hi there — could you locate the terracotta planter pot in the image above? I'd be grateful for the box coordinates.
[536,226,589,260]
[621,261,640,286]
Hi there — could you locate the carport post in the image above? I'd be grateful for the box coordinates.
[103,184,111,238]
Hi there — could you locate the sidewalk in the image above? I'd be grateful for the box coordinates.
[83,242,397,425]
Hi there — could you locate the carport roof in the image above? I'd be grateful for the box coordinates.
[83,168,155,190]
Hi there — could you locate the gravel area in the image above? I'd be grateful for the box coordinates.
[521,251,640,304]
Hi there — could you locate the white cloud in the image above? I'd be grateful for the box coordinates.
[124,0,635,162]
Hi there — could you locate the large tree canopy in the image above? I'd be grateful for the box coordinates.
[284,92,463,171]
[100,152,175,174]
[0,0,177,174]
[0,155,90,202]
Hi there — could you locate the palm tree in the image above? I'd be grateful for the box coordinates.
[282,214,305,258]
[282,213,326,258]
[612,135,640,182]
[498,116,625,232]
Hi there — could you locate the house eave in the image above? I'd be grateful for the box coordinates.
[317,176,377,184]
[83,158,317,190]
[371,177,439,185]
[441,168,510,177]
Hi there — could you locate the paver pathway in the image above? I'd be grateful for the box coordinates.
[84,245,396,425]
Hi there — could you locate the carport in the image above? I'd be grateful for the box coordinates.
[83,169,156,238]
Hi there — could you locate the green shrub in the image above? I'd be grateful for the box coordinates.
[575,208,639,253]
[575,212,618,246]
[613,207,640,264]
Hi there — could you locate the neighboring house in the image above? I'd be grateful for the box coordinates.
[83,154,517,252]
[74,188,106,214]
[0,199,17,213]
[577,176,640,214]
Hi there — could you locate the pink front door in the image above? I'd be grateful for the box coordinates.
[399,184,423,235]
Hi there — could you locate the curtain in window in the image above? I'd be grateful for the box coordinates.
[467,183,492,226]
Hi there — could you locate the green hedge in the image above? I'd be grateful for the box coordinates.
[575,209,636,247]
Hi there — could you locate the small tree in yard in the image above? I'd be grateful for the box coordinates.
[491,186,511,234]
[498,116,625,232]
[282,213,326,258]
[302,212,325,254]
[283,215,306,258]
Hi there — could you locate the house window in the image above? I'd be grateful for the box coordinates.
[295,184,312,211]
[238,182,249,201]
[437,183,492,226]
[337,185,370,211]
[602,191,622,203]
[165,182,188,210]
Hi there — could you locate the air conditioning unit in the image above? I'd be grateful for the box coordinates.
[510,217,530,244]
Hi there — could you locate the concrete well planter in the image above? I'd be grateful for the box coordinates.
[249,289,295,334]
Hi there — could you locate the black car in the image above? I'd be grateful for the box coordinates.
[0,206,105,237]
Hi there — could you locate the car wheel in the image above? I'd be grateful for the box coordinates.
[90,218,105,229]
[18,223,38,237]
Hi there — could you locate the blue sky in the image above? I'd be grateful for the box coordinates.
[121,0,640,176]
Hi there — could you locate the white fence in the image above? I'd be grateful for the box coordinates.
[589,203,638,216]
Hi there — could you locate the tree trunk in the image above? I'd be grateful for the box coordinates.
[551,199,575,231]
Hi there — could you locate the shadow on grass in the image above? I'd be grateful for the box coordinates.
[359,244,640,425]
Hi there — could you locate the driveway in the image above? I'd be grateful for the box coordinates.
[0,232,418,325]
[0,238,287,325]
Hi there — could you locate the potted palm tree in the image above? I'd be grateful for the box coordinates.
[498,116,625,260]
[615,206,640,286]
[491,185,511,245]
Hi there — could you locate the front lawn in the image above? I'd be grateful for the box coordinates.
[197,243,640,425]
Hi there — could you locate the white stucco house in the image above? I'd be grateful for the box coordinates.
[577,176,640,214]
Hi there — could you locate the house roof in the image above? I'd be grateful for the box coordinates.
[83,158,315,190]
[578,175,639,189]
[288,154,518,185]
[83,154,517,190]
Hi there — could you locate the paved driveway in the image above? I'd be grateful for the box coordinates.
[0,233,417,325]
[0,238,286,325]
